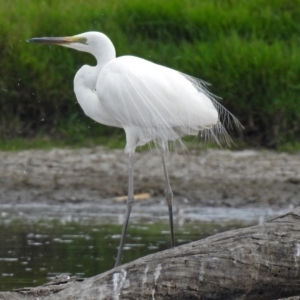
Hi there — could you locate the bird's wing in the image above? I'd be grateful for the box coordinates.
[96,56,241,150]
[97,56,217,129]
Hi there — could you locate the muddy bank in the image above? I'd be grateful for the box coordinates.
[0,147,299,223]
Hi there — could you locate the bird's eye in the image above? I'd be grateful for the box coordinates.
[79,37,87,44]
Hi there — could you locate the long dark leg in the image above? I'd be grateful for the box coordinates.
[115,154,135,267]
[161,153,175,248]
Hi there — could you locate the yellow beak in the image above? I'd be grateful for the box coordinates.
[27,36,82,45]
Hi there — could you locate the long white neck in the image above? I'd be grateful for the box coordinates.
[74,64,119,128]
[91,34,116,68]
[72,32,120,127]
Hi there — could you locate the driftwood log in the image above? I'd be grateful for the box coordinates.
[1,208,300,300]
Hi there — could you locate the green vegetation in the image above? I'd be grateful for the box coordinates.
[1,0,300,150]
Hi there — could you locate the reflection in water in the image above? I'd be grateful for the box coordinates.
[0,220,246,291]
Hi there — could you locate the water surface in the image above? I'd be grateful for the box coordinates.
[0,219,246,291]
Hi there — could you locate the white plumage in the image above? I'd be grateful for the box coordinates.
[97,56,218,152]
[28,31,241,267]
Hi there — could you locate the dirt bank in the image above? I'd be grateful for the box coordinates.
[0,147,299,223]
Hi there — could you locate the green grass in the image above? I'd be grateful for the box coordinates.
[0,135,126,151]
[278,142,300,153]
[1,0,300,150]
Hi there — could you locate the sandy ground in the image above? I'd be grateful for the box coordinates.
[0,147,299,223]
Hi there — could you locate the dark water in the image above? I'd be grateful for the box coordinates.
[0,220,245,291]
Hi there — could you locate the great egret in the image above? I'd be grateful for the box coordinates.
[28,31,240,267]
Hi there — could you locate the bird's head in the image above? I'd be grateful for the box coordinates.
[27,31,116,62]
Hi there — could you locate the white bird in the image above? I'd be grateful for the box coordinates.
[28,31,241,267]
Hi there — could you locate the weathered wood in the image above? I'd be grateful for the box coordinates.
[1,208,300,300]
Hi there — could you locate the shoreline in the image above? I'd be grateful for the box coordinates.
[0,147,299,224]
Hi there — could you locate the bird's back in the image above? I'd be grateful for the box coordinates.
[96,56,220,153]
